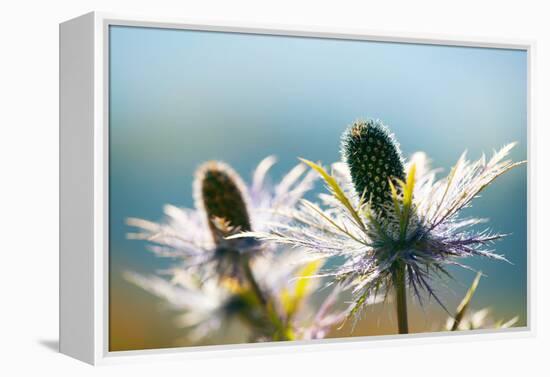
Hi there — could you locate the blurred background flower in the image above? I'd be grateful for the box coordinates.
[125,251,348,345]
[444,272,519,332]
[127,157,315,277]
[125,157,348,345]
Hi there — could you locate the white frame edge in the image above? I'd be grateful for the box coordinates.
[60,12,96,364]
[59,11,536,366]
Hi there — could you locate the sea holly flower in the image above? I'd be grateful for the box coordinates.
[445,308,519,331]
[233,119,524,334]
[126,157,347,343]
[123,268,249,343]
[127,156,317,279]
[124,250,347,343]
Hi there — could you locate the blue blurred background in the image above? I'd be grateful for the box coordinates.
[108,25,527,350]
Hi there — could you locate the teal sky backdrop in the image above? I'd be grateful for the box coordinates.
[109,25,527,344]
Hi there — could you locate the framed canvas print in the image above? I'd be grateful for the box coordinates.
[59,12,534,365]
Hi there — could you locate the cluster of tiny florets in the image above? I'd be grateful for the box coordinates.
[195,161,252,243]
[341,119,405,211]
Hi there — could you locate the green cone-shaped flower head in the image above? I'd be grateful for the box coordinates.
[341,119,405,211]
[194,161,252,244]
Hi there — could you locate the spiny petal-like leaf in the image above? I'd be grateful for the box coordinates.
[451,271,482,331]
[300,158,366,231]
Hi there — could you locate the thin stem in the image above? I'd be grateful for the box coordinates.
[242,257,267,306]
[241,257,293,341]
[393,262,409,334]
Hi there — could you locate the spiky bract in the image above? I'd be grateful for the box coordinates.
[124,251,347,343]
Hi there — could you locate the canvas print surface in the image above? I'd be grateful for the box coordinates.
[108,25,528,351]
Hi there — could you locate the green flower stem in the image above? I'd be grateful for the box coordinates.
[241,256,293,341]
[242,256,267,307]
[393,262,409,334]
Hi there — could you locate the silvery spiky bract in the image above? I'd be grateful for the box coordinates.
[445,307,519,331]
[124,251,346,343]
[233,120,524,317]
[127,156,317,278]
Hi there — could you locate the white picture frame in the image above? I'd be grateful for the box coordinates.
[59,11,536,365]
